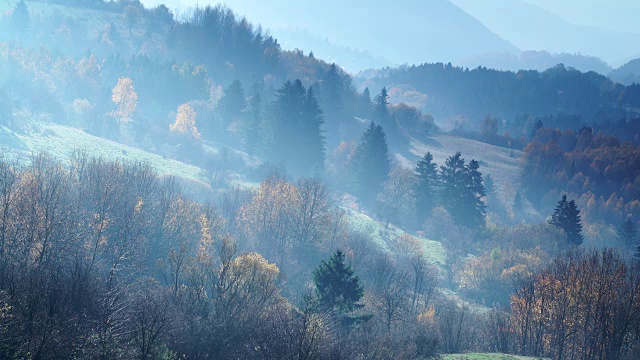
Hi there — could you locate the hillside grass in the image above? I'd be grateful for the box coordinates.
[441,354,547,360]
[2,122,206,182]
[344,208,447,267]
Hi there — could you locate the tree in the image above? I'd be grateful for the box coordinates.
[463,159,487,228]
[245,83,263,155]
[548,194,583,246]
[313,250,368,326]
[352,122,390,203]
[377,165,416,228]
[218,80,247,137]
[481,115,499,142]
[271,80,326,175]
[300,87,326,173]
[372,87,390,124]
[170,104,200,139]
[123,5,142,35]
[618,217,638,248]
[414,152,439,225]
[111,77,138,124]
[439,152,467,225]
[11,0,29,33]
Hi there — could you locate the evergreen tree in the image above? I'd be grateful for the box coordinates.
[439,152,467,225]
[414,152,439,225]
[12,0,30,33]
[313,250,369,326]
[618,217,638,247]
[372,87,390,124]
[218,80,247,130]
[271,80,325,174]
[361,87,372,118]
[352,122,390,203]
[245,82,263,155]
[320,63,346,143]
[464,159,487,228]
[484,174,496,198]
[300,86,326,173]
[548,194,584,246]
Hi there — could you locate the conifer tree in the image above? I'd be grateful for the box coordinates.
[372,87,390,124]
[464,159,487,228]
[12,0,30,33]
[549,194,584,246]
[218,80,247,130]
[439,151,467,224]
[414,152,439,224]
[618,217,638,247]
[301,87,326,173]
[353,122,390,203]
[313,250,369,325]
[361,87,372,118]
[271,80,325,174]
[245,88,263,155]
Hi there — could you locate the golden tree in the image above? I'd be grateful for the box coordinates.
[111,77,138,124]
[170,104,201,139]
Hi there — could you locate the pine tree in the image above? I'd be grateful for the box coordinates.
[439,152,467,225]
[372,87,390,124]
[12,0,30,33]
[313,250,369,325]
[218,80,247,130]
[301,86,326,173]
[548,194,583,246]
[414,152,439,224]
[618,218,638,247]
[271,80,325,174]
[352,122,390,203]
[245,84,263,155]
[464,159,487,228]
[361,87,372,118]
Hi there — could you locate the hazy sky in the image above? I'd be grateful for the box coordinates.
[143,0,640,35]
[524,0,640,34]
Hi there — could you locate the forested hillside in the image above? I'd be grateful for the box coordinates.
[0,1,639,359]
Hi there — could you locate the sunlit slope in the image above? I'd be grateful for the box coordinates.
[0,122,206,182]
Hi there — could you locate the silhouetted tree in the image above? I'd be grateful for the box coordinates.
[218,79,247,134]
[415,152,439,225]
[271,80,325,175]
[548,194,583,246]
[618,217,638,248]
[352,122,390,203]
[464,159,487,228]
[372,87,390,124]
[313,250,368,326]
[12,1,30,33]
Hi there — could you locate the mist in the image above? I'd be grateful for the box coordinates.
[0,0,639,359]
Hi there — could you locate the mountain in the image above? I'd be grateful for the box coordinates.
[183,0,520,67]
[460,51,612,74]
[610,58,640,85]
[272,28,394,72]
[451,0,640,67]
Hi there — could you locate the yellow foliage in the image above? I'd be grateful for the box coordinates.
[111,77,138,123]
[170,104,201,139]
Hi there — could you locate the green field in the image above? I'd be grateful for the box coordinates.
[441,354,547,360]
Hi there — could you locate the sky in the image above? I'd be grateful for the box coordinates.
[524,0,640,34]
